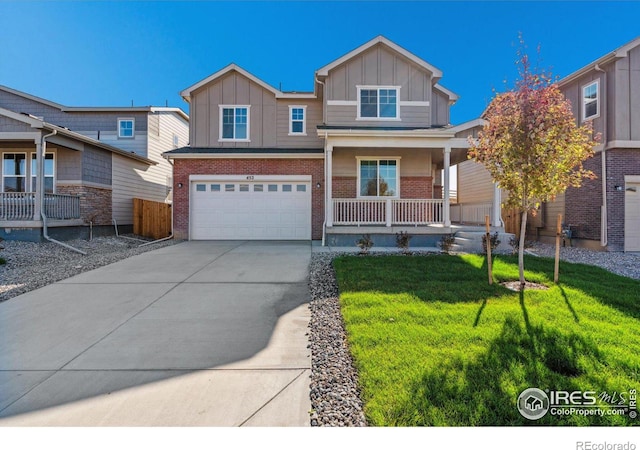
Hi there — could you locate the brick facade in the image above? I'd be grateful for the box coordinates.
[332,176,357,198]
[564,155,602,242]
[605,149,640,250]
[57,184,113,225]
[172,158,325,240]
[401,176,433,199]
[561,148,640,251]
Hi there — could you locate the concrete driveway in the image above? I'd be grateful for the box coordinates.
[0,241,311,426]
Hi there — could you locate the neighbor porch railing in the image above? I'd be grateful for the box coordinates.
[0,192,81,221]
[332,198,444,226]
[450,202,493,225]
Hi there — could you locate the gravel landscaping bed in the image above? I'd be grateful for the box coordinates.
[527,243,640,280]
[307,245,640,426]
[0,236,178,303]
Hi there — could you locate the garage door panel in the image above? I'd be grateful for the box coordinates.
[191,179,311,240]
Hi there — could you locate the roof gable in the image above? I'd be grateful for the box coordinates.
[315,35,443,81]
[559,36,640,86]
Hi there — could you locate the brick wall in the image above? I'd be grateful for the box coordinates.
[57,184,113,225]
[332,177,357,198]
[563,149,640,250]
[401,176,433,199]
[605,149,640,250]
[564,155,602,241]
[172,158,324,240]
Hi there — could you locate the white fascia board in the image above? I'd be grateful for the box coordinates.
[446,118,487,133]
[0,132,41,142]
[180,63,282,101]
[276,92,316,99]
[434,83,459,104]
[317,128,456,139]
[316,35,443,80]
[0,107,45,128]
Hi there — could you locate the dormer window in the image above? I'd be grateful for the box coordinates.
[582,80,599,121]
[118,118,135,138]
[357,86,399,120]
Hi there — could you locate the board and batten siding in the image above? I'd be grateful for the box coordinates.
[191,72,276,148]
[323,43,447,127]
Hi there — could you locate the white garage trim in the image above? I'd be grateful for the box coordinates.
[189,175,312,241]
[624,175,640,252]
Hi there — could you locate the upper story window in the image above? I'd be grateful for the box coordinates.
[289,105,307,135]
[357,86,399,120]
[582,80,599,121]
[220,105,250,141]
[118,118,135,138]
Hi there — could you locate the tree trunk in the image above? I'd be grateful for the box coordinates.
[519,210,528,290]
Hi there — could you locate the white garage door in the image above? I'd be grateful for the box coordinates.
[190,176,312,240]
[625,180,640,252]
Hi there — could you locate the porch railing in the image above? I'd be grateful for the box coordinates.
[332,198,444,226]
[0,192,81,221]
[450,202,493,225]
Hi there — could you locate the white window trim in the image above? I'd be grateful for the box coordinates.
[117,118,135,139]
[31,152,56,193]
[2,152,28,193]
[218,105,251,142]
[356,156,401,198]
[356,85,401,121]
[582,80,600,122]
[288,105,307,136]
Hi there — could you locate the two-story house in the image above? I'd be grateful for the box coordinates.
[0,85,189,241]
[166,36,496,245]
[458,36,640,252]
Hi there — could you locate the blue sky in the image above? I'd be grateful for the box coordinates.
[1,1,639,124]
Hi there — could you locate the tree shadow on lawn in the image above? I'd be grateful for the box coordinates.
[390,309,636,426]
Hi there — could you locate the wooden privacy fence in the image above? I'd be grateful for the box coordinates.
[133,198,171,239]
[502,207,522,239]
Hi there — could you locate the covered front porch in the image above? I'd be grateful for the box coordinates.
[320,122,502,241]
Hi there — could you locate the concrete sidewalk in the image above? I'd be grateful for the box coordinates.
[0,241,311,426]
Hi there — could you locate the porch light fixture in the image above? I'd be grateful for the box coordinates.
[316,182,321,189]
[614,185,623,191]
[177,182,183,188]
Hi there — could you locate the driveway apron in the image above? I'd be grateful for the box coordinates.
[0,241,311,426]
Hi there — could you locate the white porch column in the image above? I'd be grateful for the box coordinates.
[443,145,451,227]
[492,183,502,227]
[33,137,43,221]
[326,143,333,227]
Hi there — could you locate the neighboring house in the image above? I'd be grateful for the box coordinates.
[165,36,499,244]
[458,36,640,251]
[0,85,189,241]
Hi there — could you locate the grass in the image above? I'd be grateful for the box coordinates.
[333,254,640,426]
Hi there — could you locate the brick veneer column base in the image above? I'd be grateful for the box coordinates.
[57,184,113,225]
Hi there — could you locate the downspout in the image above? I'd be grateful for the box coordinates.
[138,157,174,247]
[595,63,608,248]
[316,75,328,246]
[39,130,87,255]
[321,132,327,246]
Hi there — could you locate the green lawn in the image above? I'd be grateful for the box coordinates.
[333,254,640,426]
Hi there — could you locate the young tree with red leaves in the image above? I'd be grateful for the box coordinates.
[469,43,598,289]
